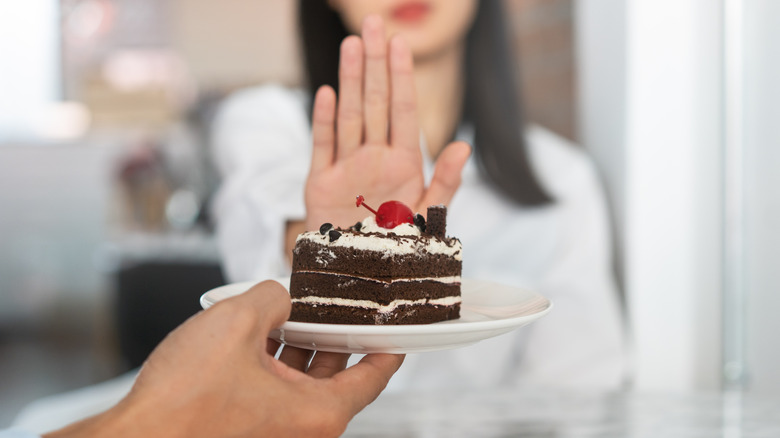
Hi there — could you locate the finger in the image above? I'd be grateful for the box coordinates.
[311,85,337,173]
[362,15,389,145]
[279,346,314,371]
[329,354,405,416]
[389,35,418,151]
[235,280,292,338]
[306,352,351,379]
[337,36,364,158]
[205,280,290,360]
[418,141,472,208]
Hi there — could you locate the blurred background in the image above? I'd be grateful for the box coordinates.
[0,0,778,428]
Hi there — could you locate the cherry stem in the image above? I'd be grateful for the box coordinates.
[356,195,378,215]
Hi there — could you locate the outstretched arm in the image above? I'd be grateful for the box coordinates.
[44,281,404,438]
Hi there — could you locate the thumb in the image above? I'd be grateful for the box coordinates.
[417,141,471,209]
[238,280,292,337]
[328,354,406,418]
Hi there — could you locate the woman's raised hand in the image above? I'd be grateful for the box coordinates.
[304,15,471,231]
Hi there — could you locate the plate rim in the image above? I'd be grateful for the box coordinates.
[200,278,553,336]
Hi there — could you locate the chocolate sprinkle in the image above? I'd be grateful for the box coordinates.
[328,229,342,242]
[319,223,333,235]
[353,222,362,232]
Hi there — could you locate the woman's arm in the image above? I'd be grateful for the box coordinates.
[211,86,311,281]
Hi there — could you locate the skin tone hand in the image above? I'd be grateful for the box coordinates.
[45,281,404,438]
[303,15,471,232]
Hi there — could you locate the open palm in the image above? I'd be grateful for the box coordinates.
[304,15,470,231]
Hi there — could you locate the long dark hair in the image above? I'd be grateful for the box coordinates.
[298,1,552,206]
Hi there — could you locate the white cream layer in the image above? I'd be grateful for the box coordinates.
[291,295,462,314]
[294,270,461,285]
[359,216,420,236]
[298,216,462,260]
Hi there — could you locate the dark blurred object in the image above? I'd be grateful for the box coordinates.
[117,141,171,230]
[507,0,576,141]
[115,262,225,370]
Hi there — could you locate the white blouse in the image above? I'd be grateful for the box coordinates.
[211,84,627,390]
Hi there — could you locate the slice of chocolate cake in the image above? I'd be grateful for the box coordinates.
[289,201,462,325]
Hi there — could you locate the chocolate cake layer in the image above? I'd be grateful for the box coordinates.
[290,302,461,325]
[292,239,461,278]
[290,271,460,304]
[289,219,463,325]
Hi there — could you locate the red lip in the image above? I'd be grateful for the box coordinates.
[392,1,431,23]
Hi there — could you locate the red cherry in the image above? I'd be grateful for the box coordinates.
[356,195,414,229]
[376,201,414,228]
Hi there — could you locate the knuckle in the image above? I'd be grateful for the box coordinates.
[433,172,459,193]
[364,89,388,107]
[312,139,333,149]
[392,99,416,113]
[338,106,362,121]
[313,111,335,125]
[212,300,256,334]
[365,50,386,61]
[299,410,346,438]
[339,68,362,81]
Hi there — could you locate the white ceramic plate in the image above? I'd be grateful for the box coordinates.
[200,278,552,354]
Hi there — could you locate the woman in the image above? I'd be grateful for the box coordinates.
[212,0,626,389]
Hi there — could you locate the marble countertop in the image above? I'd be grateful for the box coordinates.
[345,390,780,437]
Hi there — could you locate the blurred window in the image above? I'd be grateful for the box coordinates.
[0,0,60,142]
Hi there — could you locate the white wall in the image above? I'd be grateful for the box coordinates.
[625,0,724,392]
[574,0,627,283]
[0,144,115,326]
[168,0,301,89]
[0,1,59,141]
[577,0,724,391]
[744,0,780,394]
